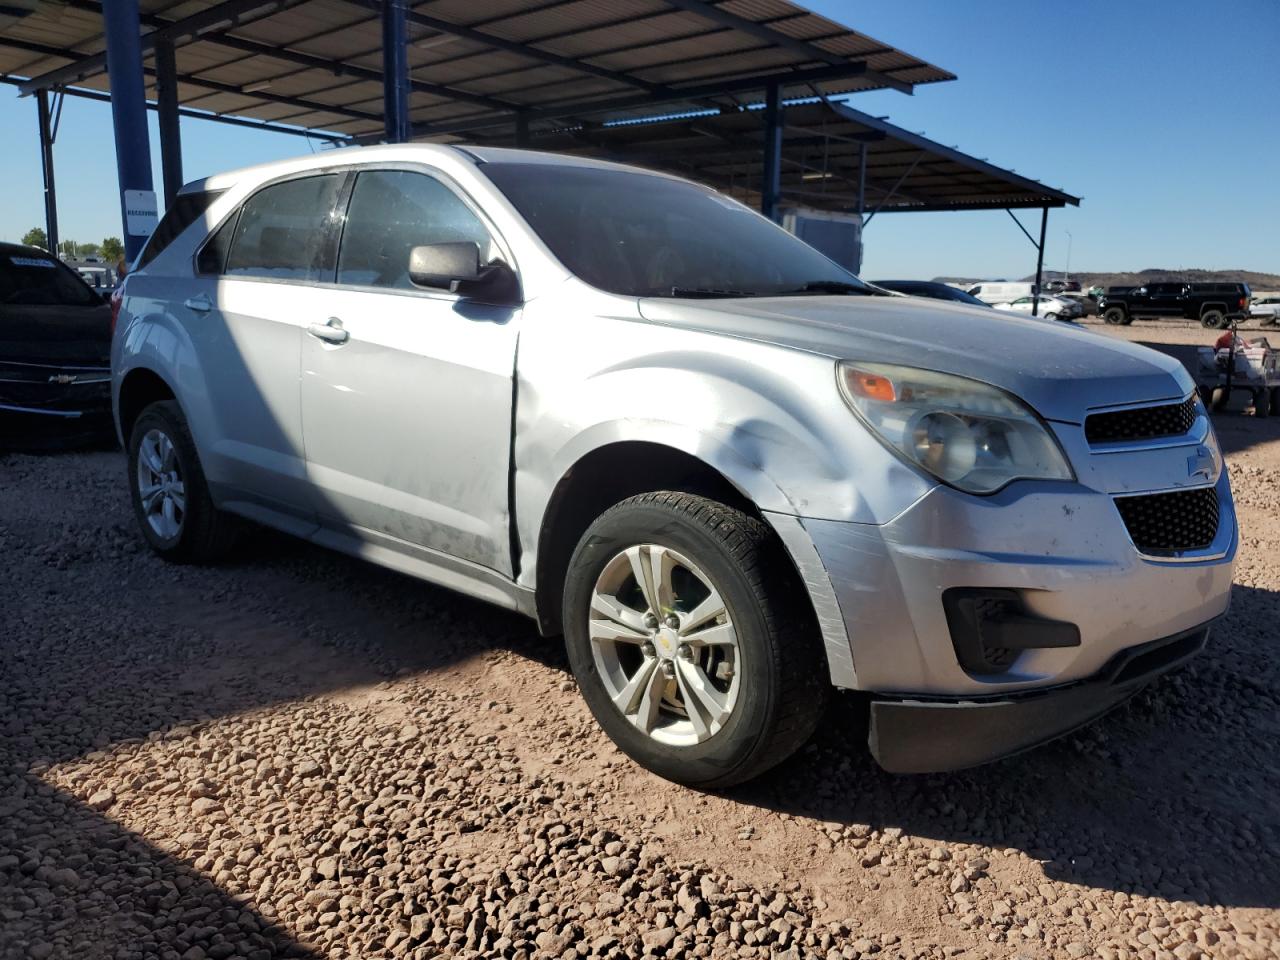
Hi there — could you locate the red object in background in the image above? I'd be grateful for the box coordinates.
[1215,331,1239,351]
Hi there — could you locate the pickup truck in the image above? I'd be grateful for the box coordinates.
[1098,282,1252,329]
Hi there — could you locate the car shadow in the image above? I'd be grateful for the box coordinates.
[724,582,1280,909]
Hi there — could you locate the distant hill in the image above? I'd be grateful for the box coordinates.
[934,268,1280,291]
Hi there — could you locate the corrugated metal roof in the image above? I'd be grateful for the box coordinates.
[0,0,954,139]
[451,100,1080,212]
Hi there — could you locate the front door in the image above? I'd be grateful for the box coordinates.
[300,167,519,575]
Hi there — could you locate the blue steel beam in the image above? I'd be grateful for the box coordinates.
[0,76,350,142]
[154,38,184,207]
[760,82,782,221]
[102,0,155,262]
[36,90,59,254]
[381,0,410,143]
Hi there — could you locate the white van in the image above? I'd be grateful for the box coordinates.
[966,281,1037,305]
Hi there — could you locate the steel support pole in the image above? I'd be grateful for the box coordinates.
[1032,205,1049,317]
[856,141,867,216]
[154,38,184,208]
[36,90,59,254]
[103,0,156,262]
[760,82,782,221]
[381,0,410,143]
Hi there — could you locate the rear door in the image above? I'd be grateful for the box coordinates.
[188,172,344,530]
[1148,283,1186,317]
[299,165,519,575]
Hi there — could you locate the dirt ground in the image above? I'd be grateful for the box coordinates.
[2,317,1278,960]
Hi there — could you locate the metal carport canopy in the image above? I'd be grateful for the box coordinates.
[470,99,1080,215]
[2,0,954,140]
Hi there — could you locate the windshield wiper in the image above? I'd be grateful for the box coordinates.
[668,286,757,299]
[775,280,876,296]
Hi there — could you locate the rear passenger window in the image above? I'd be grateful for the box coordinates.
[224,174,342,281]
[337,170,497,290]
[137,190,222,270]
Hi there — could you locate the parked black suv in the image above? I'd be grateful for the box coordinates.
[1098,282,1252,329]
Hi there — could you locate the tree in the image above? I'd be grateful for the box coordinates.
[59,239,78,258]
[100,237,124,263]
[21,227,48,250]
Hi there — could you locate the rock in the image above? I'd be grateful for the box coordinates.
[641,928,678,951]
[87,789,116,811]
[191,798,220,816]
[316,857,339,880]
[28,944,54,960]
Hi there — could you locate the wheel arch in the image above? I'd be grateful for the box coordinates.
[532,439,816,640]
[116,367,179,446]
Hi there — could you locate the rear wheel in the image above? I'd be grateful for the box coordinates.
[1256,388,1271,418]
[1201,309,1228,329]
[1103,306,1129,325]
[128,400,241,562]
[1211,386,1231,411]
[563,491,828,788]
[1271,387,1280,416]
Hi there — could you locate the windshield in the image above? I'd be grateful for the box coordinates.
[480,161,871,299]
[0,251,99,307]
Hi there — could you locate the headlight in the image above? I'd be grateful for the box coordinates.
[836,361,1074,494]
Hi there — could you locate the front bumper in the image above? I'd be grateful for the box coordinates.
[868,623,1209,773]
[0,361,113,444]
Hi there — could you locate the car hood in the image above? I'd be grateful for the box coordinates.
[638,294,1193,423]
[0,302,112,366]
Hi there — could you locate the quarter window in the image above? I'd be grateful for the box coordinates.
[137,190,222,270]
[337,170,497,290]
[224,174,343,281]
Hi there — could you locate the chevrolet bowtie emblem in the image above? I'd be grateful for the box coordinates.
[1187,445,1216,483]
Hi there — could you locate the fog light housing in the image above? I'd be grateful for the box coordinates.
[943,588,1081,676]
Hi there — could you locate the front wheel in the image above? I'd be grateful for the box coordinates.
[563,492,829,788]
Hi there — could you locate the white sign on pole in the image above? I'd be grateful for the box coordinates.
[124,189,159,237]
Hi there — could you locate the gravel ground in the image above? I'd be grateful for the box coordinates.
[2,319,1279,960]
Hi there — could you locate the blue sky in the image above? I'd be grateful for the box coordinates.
[1,0,1276,280]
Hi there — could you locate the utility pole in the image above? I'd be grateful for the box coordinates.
[1064,231,1072,282]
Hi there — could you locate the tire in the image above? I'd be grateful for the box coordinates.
[1255,388,1271,418]
[128,400,241,562]
[1271,387,1280,417]
[1211,386,1230,412]
[1201,309,1228,330]
[562,491,829,788]
[1043,312,1058,321]
[1103,306,1129,325]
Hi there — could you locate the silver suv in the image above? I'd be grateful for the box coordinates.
[113,145,1236,786]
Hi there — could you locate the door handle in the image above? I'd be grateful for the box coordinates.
[183,295,212,313]
[307,317,349,344]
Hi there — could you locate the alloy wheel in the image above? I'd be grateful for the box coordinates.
[136,428,186,540]
[588,544,741,746]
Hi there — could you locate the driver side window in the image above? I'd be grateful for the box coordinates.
[337,170,497,290]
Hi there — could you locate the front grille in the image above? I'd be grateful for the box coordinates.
[1085,396,1198,445]
[1114,486,1220,554]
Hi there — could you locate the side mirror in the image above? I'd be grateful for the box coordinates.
[408,242,519,304]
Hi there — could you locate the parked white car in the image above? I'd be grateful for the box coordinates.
[994,295,1083,321]
[111,144,1236,786]
[1249,296,1280,324]
[965,281,1036,304]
